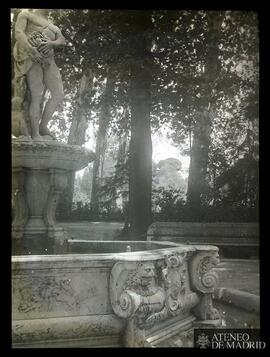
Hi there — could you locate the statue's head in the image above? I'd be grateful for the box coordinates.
[137,262,156,288]
[211,251,220,266]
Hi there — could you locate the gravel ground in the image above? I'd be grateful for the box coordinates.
[214,259,259,296]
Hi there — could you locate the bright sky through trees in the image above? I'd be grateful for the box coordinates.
[80,127,190,180]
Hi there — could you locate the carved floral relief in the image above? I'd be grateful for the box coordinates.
[14,276,78,314]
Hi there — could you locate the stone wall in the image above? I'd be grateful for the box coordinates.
[148,222,259,239]
[12,254,123,347]
[147,222,259,258]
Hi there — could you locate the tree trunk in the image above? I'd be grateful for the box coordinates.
[127,12,153,240]
[58,69,94,219]
[111,109,129,213]
[187,110,211,210]
[187,12,223,211]
[90,71,114,218]
[68,69,94,146]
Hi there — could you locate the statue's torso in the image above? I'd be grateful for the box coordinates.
[13,12,60,77]
[26,14,57,58]
[14,12,59,61]
[25,21,56,42]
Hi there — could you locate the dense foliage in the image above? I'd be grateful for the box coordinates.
[12,9,259,225]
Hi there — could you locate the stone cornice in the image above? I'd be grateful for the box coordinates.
[12,139,95,171]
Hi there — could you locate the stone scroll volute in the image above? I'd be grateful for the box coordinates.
[189,249,221,322]
[189,250,220,294]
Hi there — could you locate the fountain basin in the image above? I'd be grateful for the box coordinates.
[12,139,95,171]
[12,241,221,347]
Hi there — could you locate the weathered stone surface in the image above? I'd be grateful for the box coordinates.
[12,255,114,320]
[147,316,195,347]
[12,315,124,347]
[12,9,66,141]
[189,248,220,294]
[12,139,95,254]
[12,243,221,347]
[12,139,95,171]
[109,244,220,347]
[67,239,183,254]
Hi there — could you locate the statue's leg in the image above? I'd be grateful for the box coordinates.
[40,61,64,137]
[26,63,44,140]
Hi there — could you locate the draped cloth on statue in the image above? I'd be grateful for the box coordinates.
[13,24,55,99]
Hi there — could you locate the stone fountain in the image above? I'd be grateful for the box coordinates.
[11,10,221,348]
[12,139,95,254]
[11,9,95,255]
[12,242,221,348]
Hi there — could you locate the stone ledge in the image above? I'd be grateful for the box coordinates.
[213,287,260,313]
[12,138,87,151]
[12,314,124,347]
[13,336,120,348]
[12,138,95,171]
[146,315,195,346]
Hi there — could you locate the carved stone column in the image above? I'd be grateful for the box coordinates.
[44,169,68,244]
[189,249,221,326]
[12,168,28,239]
[12,139,95,254]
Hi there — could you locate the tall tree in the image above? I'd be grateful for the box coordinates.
[128,11,153,239]
[58,68,94,217]
[90,70,115,217]
[187,12,224,209]
[111,108,130,212]
[44,10,258,223]
[114,109,130,233]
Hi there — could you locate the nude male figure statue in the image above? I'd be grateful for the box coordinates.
[13,9,66,140]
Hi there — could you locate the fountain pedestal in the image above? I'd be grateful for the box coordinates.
[12,139,95,255]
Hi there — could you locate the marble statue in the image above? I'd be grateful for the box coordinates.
[12,9,66,140]
[12,10,96,254]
